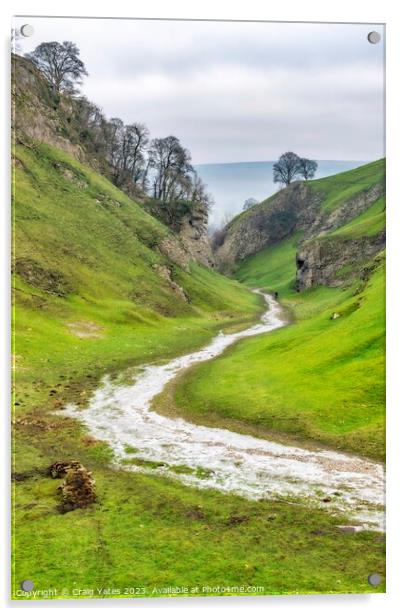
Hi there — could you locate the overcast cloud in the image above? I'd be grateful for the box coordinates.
[15,17,385,163]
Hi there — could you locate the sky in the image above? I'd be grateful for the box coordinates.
[14,17,385,164]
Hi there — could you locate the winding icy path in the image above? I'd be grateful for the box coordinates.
[59,294,385,531]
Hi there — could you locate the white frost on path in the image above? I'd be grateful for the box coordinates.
[58,293,385,531]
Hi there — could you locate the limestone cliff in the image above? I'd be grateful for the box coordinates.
[178,202,215,268]
[295,230,385,290]
[295,180,385,290]
[216,160,385,290]
[13,55,88,165]
[215,182,321,272]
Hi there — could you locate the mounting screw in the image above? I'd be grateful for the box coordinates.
[368,573,382,586]
[20,579,34,591]
[367,31,381,44]
[20,24,34,38]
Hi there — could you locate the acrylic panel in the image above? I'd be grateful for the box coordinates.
[11,16,385,600]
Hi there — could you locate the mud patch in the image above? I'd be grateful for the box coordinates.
[14,258,73,297]
[48,460,96,513]
[67,321,103,339]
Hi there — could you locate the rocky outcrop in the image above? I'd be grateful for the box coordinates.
[306,182,385,238]
[215,182,322,271]
[152,264,189,302]
[158,236,191,270]
[13,54,214,270]
[295,229,385,290]
[12,55,86,163]
[178,202,215,268]
[216,161,385,291]
[294,179,386,290]
[14,258,74,297]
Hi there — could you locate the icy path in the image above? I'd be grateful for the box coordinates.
[59,293,385,531]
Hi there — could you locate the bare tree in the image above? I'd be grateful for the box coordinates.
[189,173,213,210]
[116,122,150,187]
[106,118,124,183]
[148,136,193,203]
[73,96,109,156]
[297,157,318,181]
[273,152,301,186]
[126,123,150,185]
[26,41,88,94]
[243,197,258,211]
[146,136,214,228]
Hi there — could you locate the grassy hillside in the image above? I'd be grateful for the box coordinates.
[12,147,385,598]
[235,233,302,296]
[227,159,385,238]
[173,257,385,459]
[228,158,385,243]
[310,159,385,212]
[12,142,263,431]
[170,163,386,460]
[215,159,384,274]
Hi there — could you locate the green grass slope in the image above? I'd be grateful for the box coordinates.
[174,258,385,459]
[235,233,302,296]
[310,159,385,212]
[330,196,385,239]
[172,163,386,460]
[13,142,263,428]
[12,146,385,598]
[225,159,385,232]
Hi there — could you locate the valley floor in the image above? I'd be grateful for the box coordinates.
[58,293,385,532]
[13,278,385,599]
[12,146,385,599]
[172,241,385,461]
